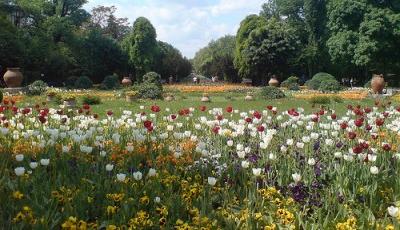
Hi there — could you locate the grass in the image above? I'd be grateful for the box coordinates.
[19,90,379,117]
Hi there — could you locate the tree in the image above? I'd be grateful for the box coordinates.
[327,0,400,80]
[122,17,158,82]
[235,16,299,85]
[193,35,239,82]
[88,6,130,41]
[157,41,192,82]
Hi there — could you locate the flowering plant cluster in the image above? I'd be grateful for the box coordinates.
[1,100,400,229]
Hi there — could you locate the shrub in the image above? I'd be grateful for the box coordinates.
[74,76,93,89]
[281,76,299,87]
[305,72,336,90]
[260,86,285,99]
[364,80,371,88]
[101,75,120,90]
[143,72,162,89]
[27,80,48,95]
[0,90,3,103]
[319,80,342,92]
[82,95,101,105]
[309,96,331,105]
[65,76,78,89]
[138,83,163,99]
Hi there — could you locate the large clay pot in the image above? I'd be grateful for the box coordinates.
[371,74,385,94]
[3,68,23,87]
[268,76,279,87]
[121,77,132,87]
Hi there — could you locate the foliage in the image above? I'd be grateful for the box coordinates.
[157,41,192,82]
[81,95,101,105]
[281,76,300,90]
[101,74,120,90]
[121,17,158,81]
[260,86,285,99]
[192,35,240,82]
[65,76,78,89]
[235,16,299,85]
[0,90,3,103]
[27,80,48,96]
[309,95,331,104]
[364,80,371,89]
[137,83,163,100]
[305,72,337,90]
[318,79,342,92]
[142,72,162,89]
[74,76,93,89]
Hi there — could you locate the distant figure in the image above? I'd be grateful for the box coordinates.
[169,76,173,84]
[193,76,197,84]
[197,77,200,84]
[350,78,354,88]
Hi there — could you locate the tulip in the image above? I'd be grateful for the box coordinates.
[370,166,379,174]
[208,177,217,186]
[40,159,50,166]
[14,167,25,176]
[15,154,24,162]
[148,168,157,177]
[116,173,126,182]
[387,206,399,217]
[29,162,38,169]
[307,158,316,166]
[133,171,143,181]
[241,161,250,168]
[252,168,262,177]
[292,173,301,183]
[106,164,114,171]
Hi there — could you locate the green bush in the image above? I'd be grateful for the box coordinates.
[82,95,101,105]
[101,75,120,90]
[138,83,163,99]
[305,72,337,90]
[65,76,78,89]
[0,90,3,103]
[309,96,331,104]
[260,86,285,99]
[27,80,48,95]
[364,80,371,88]
[319,80,342,92]
[281,76,299,87]
[74,76,93,89]
[143,72,162,89]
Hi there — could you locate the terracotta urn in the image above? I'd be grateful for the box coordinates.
[63,99,76,108]
[245,94,254,101]
[371,74,385,94]
[3,68,23,88]
[268,76,279,87]
[121,77,132,87]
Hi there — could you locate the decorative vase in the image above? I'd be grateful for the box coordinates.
[245,94,254,101]
[268,76,279,87]
[63,100,76,108]
[121,77,132,87]
[371,74,385,94]
[3,68,23,88]
[126,95,135,102]
[165,95,174,101]
[201,96,210,102]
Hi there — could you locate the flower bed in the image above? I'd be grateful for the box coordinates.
[293,89,368,100]
[164,84,255,93]
[1,100,400,229]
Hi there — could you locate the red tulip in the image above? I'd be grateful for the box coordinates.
[151,105,160,113]
[226,106,233,113]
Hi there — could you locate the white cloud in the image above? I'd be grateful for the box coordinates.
[84,0,264,58]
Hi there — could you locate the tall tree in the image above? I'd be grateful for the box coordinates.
[122,17,158,82]
[157,41,192,82]
[88,6,130,41]
[327,0,400,81]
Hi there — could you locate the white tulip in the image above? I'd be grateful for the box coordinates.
[148,168,157,177]
[252,168,262,177]
[116,173,126,182]
[106,164,114,171]
[387,206,399,217]
[100,151,107,157]
[227,140,233,146]
[15,154,24,162]
[29,162,38,169]
[133,171,143,181]
[14,167,25,176]
[241,161,250,168]
[307,158,316,166]
[40,159,50,166]
[292,173,301,183]
[154,197,161,203]
[237,151,246,159]
[370,166,379,174]
[207,177,217,186]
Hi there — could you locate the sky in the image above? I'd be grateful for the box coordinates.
[83,0,265,58]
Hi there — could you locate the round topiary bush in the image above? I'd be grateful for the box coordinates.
[143,72,162,89]
[101,75,120,90]
[260,86,285,99]
[27,80,48,95]
[74,76,93,89]
[319,80,342,92]
[281,76,299,87]
[138,83,163,99]
[305,72,337,90]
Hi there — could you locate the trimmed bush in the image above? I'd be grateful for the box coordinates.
[305,72,336,90]
[74,76,93,89]
[364,80,371,88]
[101,75,120,90]
[27,80,48,95]
[65,76,78,89]
[281,76,299,87]
[260,86,285,99]
[143,72,162,89]
[138,83,163,99]
[82,95,101,105]
[319,80,342,92]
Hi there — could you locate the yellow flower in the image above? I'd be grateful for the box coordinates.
[139,196,149,205]
[13,191,24,200]
[264,224,276,230]
[106,206,118,215]
[106,225,119,230]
